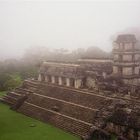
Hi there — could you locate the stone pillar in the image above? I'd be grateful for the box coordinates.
[66,78,70,87]
[138,131,140,140]
[58,77,62,85]
[74,79,82,89]
[51,76,55,84]
[103,72,107,79]
[38,74,42,81]
[45,75,49,82]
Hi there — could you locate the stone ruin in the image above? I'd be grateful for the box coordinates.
[1,34,140,140]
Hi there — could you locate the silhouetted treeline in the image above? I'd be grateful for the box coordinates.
[23,46,110,63]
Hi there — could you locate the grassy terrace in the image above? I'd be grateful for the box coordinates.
[0,102,80,140]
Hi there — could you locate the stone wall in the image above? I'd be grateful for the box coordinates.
[123,78,140,85]
[113,66,118,74]
[113,54,119,61]
[122,67,132,75]
[35,84,109,109]
[86,77,96,89]
[26,93,96,123]
[135,66,139,74]
[135,54,140,61]
[123,55,132,61]
[124,43,133,50]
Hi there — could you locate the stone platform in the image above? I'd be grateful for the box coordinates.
[2,80,140,140]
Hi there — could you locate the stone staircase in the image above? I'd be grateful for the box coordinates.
[19,102,92,136]
[1,86,30,108]
[2,80,115,138]
[1,94,17,105]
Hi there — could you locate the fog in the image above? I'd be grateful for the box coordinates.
[0,0,140,59]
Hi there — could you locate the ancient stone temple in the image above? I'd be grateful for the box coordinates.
[113,34,140,85]
[1,34,140,140]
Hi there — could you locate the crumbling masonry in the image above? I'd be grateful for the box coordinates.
[2,34,140,140]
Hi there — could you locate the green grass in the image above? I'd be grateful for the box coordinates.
[111,134,117,140]
[0,91,6,97]
[0,103,80,140]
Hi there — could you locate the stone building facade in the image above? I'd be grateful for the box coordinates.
[38,34,140,91]
[112,34,140,86]
[2,34,140,140]
[37,34,140,140]
[38,62,84,89]
[38,59,113,90]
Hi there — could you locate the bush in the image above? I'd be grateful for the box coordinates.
[0,73,22,91]
[0,73,11,91]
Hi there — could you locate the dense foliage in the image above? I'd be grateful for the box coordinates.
[0,59,38,91]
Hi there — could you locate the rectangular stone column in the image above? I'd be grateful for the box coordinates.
[58,77,62,85]
[74,79,82,89]
[102,72,106,79]
[66,78,70,87]
[38,74,42,81]
[45,75,49,82]
[51,76,55,84]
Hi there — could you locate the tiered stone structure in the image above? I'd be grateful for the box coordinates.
[1,34,140,140]
[2,80,140,140]
[113,34,140,85]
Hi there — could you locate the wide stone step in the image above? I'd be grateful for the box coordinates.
[2,95,17,105]
[18,102,92,137]
[7,92,21,99]
[16,88,34,93]
[26,93,97,123]
[34,84,112,109]
[24,80,38,88]
[26,80,140,104]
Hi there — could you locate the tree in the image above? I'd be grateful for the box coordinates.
[0,73,22,91]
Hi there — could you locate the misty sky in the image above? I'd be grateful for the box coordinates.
[0,0,140,59]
